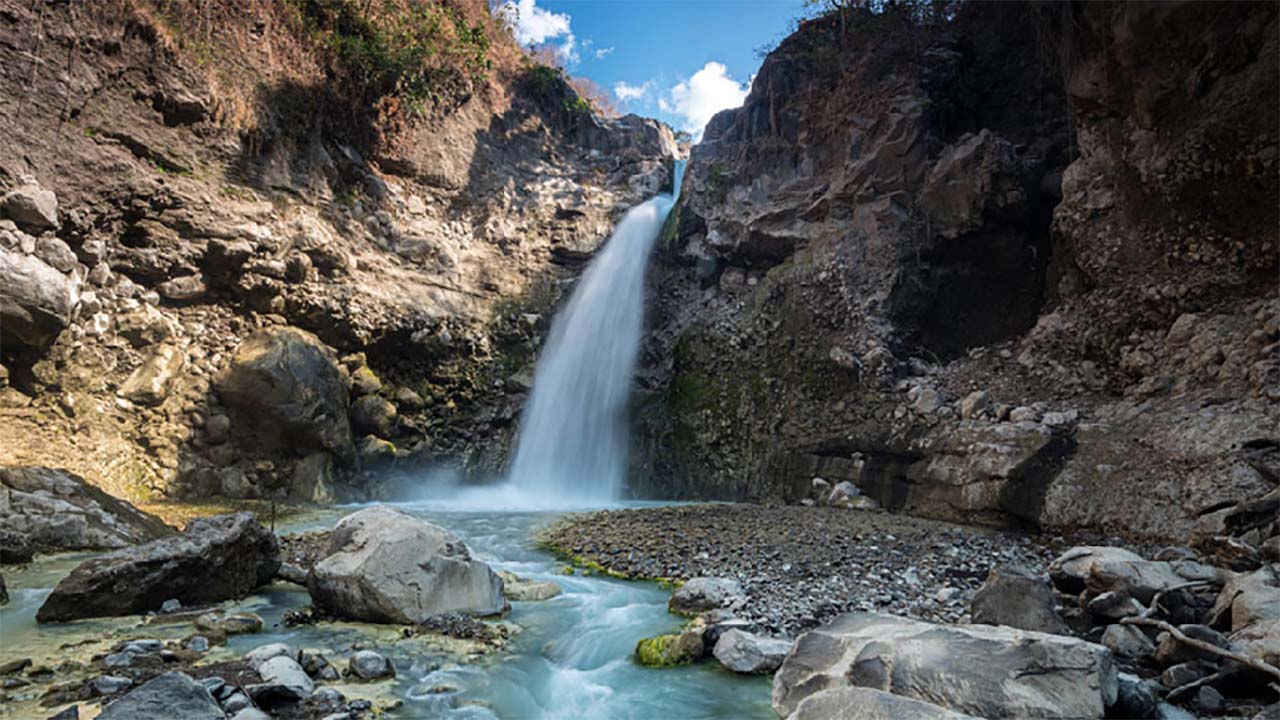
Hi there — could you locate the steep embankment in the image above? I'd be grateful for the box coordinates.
[641,1,1278,543]
[0,0,674,502]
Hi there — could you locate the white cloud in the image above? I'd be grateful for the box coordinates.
[662,62,749,139]
[594,46,614,60]
[614,80,652,102]
[500,0,577,65]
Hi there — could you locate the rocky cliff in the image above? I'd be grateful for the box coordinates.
[0,0,674,501]
[640,1,1278,543]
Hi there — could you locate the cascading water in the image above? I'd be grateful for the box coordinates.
[506,161,685,505]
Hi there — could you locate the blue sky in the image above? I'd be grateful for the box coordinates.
[498,0,807,138]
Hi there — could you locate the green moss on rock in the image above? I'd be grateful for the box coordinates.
[635,627,705,667]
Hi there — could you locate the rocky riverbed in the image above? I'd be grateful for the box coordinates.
[542,503,1058,636]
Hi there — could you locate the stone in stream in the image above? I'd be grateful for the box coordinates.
[246,655,313,707]
[712,629,791,674]
[498,571,562,601]
[0,465,174,553]
[97,671,223,720]
[308,505,504,623]
[785,687,980,720]
[194,611,264,635]
[772,612,1118,719]
[970,565,1070,635]
[668,577,745,616]
[635,623,707,667]
[348,650,395,680]
[37,512,279,622]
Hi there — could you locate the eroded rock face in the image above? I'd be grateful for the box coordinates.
[0,465,173,552]
[215,327,351,457]
[772,612,1117,719]
[37,512,279,621]
[308,506,504,623]
[636,0,1279,544]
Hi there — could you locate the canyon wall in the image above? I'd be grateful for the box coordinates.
[639,1,1278,542]
[0,0,674,501]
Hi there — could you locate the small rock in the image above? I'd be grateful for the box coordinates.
[156,274,208,302]
[959,390,990,419]
[1087,591,1145,621]
[244,643,292,671]
[1194,686,1227,714]
[971,565,1070,635]
[1101,624,1156,659]
[348,650,395,681]
[911,387,943,414]
[1112,672,1158,719]
[160,599,182,614]
[349,366,382,396]
[712,629,791,674]
[1161,660,1215,688]
[185,636,210,653]
[1154,624,1230,666]
[92,674,133,695]
[1008,405,1040,422]
[2,182,58,231]
[497,571,562,602]
[827,481,861,508]
[196,611,264,635]
[635,625,706,667]
[35,237,77,272]
[669,577,745,615]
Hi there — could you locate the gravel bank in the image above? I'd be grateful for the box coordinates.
[543,504,1057,636]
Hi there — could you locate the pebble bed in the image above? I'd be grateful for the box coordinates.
[544,504,1058,637]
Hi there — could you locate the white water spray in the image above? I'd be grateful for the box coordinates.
[504,161,684,505]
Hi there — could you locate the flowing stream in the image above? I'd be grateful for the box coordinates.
[0,504,772,719]
[0,165,773,718]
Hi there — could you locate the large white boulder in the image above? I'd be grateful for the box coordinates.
[308,506,504,623]
[772,612,1118,719]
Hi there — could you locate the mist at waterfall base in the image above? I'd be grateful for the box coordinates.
[412,163,684,510]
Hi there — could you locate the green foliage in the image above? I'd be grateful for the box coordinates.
[287,0,492,108]
[561,95,593,117]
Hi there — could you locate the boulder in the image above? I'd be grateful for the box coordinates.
[1100,624,1156,659]
[1153,624,1230,666]
[97,671,223,720]
[1208,565,1280,631]
[1,182,58,231]
[971,565,1070,635]
[0,245,78,349]
[350,395,396,438]
[635,625,706,667]
[308,506,504,623]
[37,512,279,622]
[772,612,1118,719]
[786,687,980,720]
[215,328,351,456]
[0,466,173,553]
[828,481,861,508]
[1049,546,1187,603]
[247,655,313,707]
[669,577,745,615]
[1111,673,1159,719]
[348,650,395,680]
[712,629,791,674]
[245,643,292,670]
[34,236,77,272]
[497,571,562,601]
[118,344,185,406]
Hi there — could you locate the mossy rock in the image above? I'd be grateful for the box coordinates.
[635,626,705,667]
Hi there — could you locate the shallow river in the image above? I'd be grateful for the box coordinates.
[0,502,772,719]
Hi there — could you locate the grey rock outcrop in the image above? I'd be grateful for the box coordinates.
[97,671,223,720]
[308,505,504,623]
[772,612,1118,719]
[37,512,278,621]
[0,465,173,553]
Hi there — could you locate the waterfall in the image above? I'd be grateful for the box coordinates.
[507,161,685,504]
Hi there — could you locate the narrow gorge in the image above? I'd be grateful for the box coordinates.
[0,1,1276,719]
